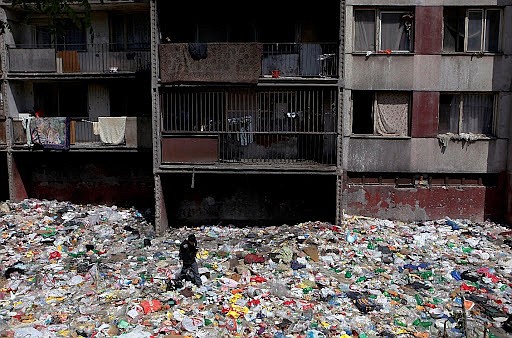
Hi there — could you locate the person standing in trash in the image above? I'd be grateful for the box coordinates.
[178,234,202,286]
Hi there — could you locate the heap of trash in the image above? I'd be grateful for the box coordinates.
[1,198,512,338]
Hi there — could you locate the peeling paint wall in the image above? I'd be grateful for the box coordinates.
[344,183,505,223]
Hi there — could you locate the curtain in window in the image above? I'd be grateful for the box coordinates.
[381,13,410,51]
[354,10,375,51]
[374,92,409,136]
[462,94,493,134]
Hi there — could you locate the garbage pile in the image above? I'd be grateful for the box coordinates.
[1,198,512,338]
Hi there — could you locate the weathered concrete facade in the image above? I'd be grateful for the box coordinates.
[343,0,512,223]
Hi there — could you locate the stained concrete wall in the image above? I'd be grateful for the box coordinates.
[11,152,154,211]
[344,183,505,222]
[346,55,512,91]
[342,2,512,223]
[346,138,507,173]
[162,174,337,227]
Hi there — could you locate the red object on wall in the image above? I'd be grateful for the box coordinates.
[411,92,439,137]
[414,7,443,54]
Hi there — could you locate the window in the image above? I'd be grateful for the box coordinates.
[352,91,410,136]
[354,9,414,52]
[110,14,150,50]
[35,19,86,50]
[34,83,88,117]
[439,93,495,135]
[444,8,501,53]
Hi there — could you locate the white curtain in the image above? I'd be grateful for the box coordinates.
[380,13,410,51]
[462,94,493,134]
[354,10,375,51]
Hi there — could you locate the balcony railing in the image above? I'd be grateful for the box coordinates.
[7,43,151,74]
[160,87,338,165]
[10,116,151,149]
[262,43,338,78]
[159,42,338,84]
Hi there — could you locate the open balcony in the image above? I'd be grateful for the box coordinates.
[10,116,152,150]
[7,43,150,76]
[159,42,338,84]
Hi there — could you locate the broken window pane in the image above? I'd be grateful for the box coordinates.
[354,10,376,51]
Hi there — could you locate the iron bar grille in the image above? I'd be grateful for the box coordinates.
[161,87,338,165]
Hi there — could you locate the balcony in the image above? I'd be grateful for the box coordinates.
[160,87,338,167]
[159,42,339,84]
[7,43,150,76]
[10,116,151,150]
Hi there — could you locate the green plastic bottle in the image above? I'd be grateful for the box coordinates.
[414,294,424,305]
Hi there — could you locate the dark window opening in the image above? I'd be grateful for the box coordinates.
[34,83,88,118]
[110,78,151,117]
[36,19,87,50]
[352,91,374,134]
[110,14,150,50]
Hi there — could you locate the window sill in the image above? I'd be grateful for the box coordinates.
[440,51,503,57]
[437,133,495,148]
[350,134,411,139]
[437,133,495,141]
[352,51,414,56]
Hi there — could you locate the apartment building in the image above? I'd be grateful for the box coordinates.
[0,0,154,210]
[342,1,512,223]
[152,0,342,232]
[0,0,511,232]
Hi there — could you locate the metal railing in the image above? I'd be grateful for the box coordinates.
[161,87,338,165]
[7,43,151,74]
[10,116,151,148]
[262,42,338,78]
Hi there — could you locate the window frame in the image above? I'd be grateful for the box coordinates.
[443,7,502,53]
[109,13,150,51]
[351,90,411,136]
[353,8,414,53]
[34,19,87,51]
[438,92,497,136]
